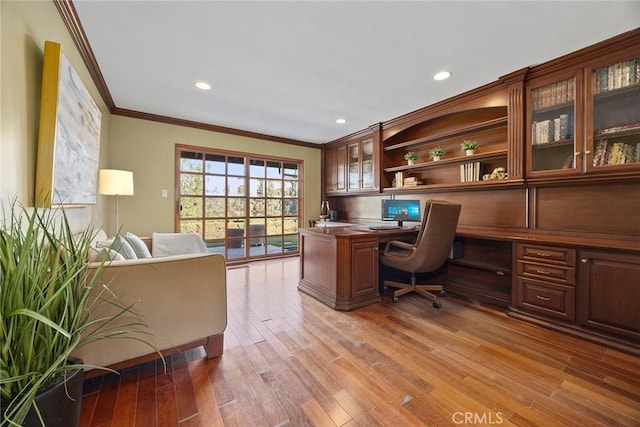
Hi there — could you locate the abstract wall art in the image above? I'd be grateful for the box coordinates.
[35,40,102,207]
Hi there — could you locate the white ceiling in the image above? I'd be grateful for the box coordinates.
[72,1,640,144]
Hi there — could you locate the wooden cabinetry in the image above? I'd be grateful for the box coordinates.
[511,243,640,355]
[586,49,640,172]
[347,238,379,301]
[320,29,640,354]
[527,73,581,174]
[325,126,379,196]
[526,47,640,178]
[513,243,576,322]
[347,138,376,192]
[578,250,640,343]
[298,227,417,311]
[325,144,346,193]
[382,106,512,191]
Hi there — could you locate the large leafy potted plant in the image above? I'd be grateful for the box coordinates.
[0,200,153,426]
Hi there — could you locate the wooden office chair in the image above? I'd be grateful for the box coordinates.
[379,200,461,308]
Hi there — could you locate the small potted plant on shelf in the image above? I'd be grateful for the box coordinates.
[461,140,478,156]
[404,151,418,165]
[428,146,445,161]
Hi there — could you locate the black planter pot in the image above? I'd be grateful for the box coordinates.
[5,358,85,427]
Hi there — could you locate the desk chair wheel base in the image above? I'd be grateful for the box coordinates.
[385,279,444,308]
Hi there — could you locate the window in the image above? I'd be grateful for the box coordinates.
[177,145,301,261]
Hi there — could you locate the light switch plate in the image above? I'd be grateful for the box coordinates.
[161,189,168,198]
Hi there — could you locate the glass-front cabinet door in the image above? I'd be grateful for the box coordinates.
[347,138,375,191]
[528,74,581,175]
[587,55,640,171]
[347,142,360,191]
[360,138,374,190]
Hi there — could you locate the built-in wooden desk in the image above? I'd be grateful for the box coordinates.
[298,226,417,311]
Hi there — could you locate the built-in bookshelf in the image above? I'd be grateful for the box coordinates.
[527,53,640,176]
[591,56,640,168]
[529,77,576,173]
[381,106,510,192]
[384,150,507,190]
[325,28,640,357]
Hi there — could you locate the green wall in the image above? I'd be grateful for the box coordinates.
[109,115,321,236]
[1,0,110,230]
[1,1,322,236]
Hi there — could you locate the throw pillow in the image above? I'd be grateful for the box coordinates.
[107,249,125,261]
[125,232,152,258]
[114,235,138,259]
[152,232,208,257]
[87,247,110,263]
[96,235,138,260]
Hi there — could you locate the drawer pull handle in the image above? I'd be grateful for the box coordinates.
[536,270,551,275]
[533,252,550,257]
[536,295,551,301]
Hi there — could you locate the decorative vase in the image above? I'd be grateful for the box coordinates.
[407,159,414,165]
[465,149,475,156]
[432,156,441,162]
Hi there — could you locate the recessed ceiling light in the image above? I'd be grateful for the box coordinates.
[195,81,211,90]
[336,118,347,124]
[433,71,452,81]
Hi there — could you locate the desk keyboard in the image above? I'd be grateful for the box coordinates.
[368,225,402,231]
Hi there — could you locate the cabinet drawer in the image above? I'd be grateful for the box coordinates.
[516,244,575,266]
[515,278,575,321]
[516,261,574,285]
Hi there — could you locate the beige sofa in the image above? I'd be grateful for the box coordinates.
[73,233,227,376]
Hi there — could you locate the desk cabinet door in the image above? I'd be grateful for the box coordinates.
[351,239,379,298]
[578,250,640,341]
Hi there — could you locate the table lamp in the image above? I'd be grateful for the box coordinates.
[98,169,134,234]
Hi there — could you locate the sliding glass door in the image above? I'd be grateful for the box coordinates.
[177,145,301,261]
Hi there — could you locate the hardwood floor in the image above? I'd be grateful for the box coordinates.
[81,257,640,426]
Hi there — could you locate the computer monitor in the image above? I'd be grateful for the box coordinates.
[381,199,421,227]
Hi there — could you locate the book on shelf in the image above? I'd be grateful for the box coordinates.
[533,78,575,110]
[593,140,608,166]
[531,114,572,145]
[459,161,481,183]
[593,139,640,166]
[402,176,423,187]
[394,171,404,188]
[594,57,640,94]
[402,176,424,187]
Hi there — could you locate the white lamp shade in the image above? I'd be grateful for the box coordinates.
[98,169,134,196]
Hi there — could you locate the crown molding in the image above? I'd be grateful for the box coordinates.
[54,1,319,149]
[54,0,115,110]
[113,108,320,148]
